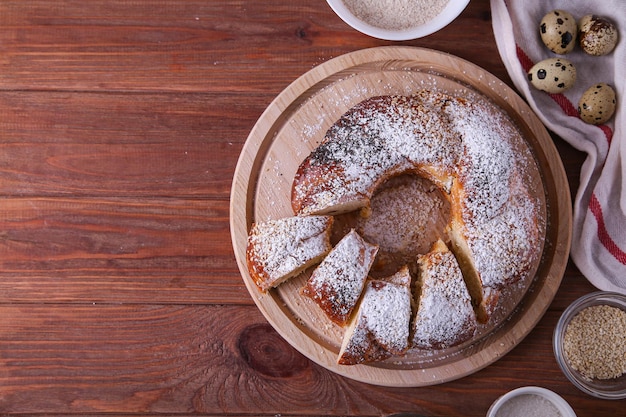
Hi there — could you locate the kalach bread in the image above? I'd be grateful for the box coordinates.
[246,215,333,293]
[338,266,412,365]
[301,229,378,326]
[291,91,543,325]
[245,90,544,365]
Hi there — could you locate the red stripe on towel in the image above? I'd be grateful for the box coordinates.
[598,124,614,146]
[548,92,579,117]
[516,45,534,72]
[589,193,626,265]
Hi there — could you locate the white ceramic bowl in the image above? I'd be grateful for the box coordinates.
[553,291,626,400]
[325,0,470,41]
[487,386,576,417]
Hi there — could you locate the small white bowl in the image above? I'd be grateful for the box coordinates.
[326,0,470,41]
[487,386,576,417]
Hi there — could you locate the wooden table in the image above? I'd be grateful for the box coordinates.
[0,1,621,415]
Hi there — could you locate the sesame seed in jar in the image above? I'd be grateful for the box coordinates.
[343,0,450,31]
[562,304,626,380]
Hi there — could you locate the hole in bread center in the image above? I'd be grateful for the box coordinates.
[333,173,451,278]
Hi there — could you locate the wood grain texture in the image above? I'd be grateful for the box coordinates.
[0,0,621,415]
[0,304,618,416]
[0,92,258,198]
[0,1,508,93]
[0,197,247,304]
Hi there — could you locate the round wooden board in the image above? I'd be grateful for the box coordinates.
[230,46,572,387]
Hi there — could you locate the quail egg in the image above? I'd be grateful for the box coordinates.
[528,58,576,93]
[578,83,616,124]
[540,10,578,54]
[579,15,619,56]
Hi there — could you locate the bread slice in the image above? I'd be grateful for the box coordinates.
[411,239,477,349]
[338,266,412,365]
[301,229,378,326]
[246,215,333,293]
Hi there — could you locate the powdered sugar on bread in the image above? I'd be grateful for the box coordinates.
[246,89,544,365]
[412,240,477,349]
[301,229,378,326]
[292,91,543,323]
[338,267,412,365]
[246,215,333,292]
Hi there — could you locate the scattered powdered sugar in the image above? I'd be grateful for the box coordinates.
[303,229,378,325]
[343,0,451,31]
[362,276,411,354]
[447,100,516,223]
[412,246,477,349]
[247,215,332,290]
[445,98,540,289]
[293,94,462,215]
[388,93,461,170]
[468,190,538,288]
[359,280,411,350]
[339,268,412,364]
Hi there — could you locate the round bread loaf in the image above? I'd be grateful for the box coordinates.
[291,90,543,326]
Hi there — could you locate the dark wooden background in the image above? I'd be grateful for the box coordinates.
[0,0,621,415]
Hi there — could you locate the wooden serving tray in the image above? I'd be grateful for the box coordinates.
[230,46,572,387]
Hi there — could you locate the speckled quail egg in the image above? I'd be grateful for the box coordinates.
[578,83,616,124]
[527,58,576,93]
[540,10,578,54]
[579,15,619,56]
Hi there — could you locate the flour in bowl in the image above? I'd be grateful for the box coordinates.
[343,0,450,31]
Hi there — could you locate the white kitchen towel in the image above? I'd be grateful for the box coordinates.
[491,0,626,294]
